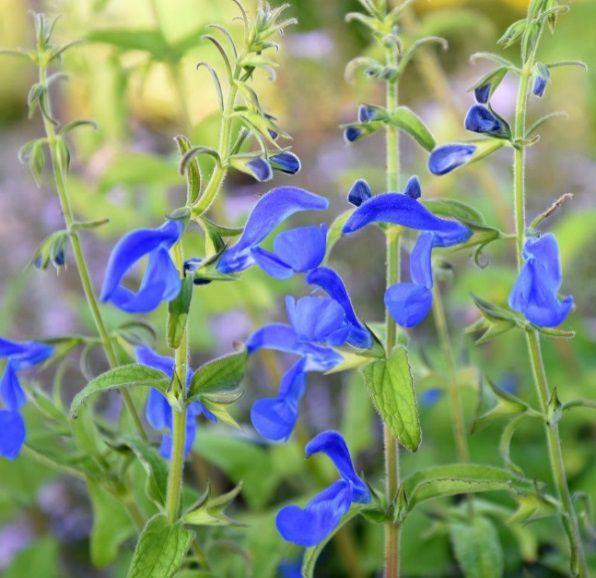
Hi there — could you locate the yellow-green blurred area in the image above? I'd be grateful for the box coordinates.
[0,1,594,577]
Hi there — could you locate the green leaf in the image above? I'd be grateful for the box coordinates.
[127,514,192,578]
[472,378,531,433]
[188,350,247,403]
[400,464,533,515]
[124,437,169,506]
[167,275,193,349]
[362,346,421,452]
[389,106,435,151]
[87,479,134,568]
[175,135,201,205]
[184,483,243,527]
[449,516,504,578]
[4,538,60,578]
[302,509,362,578]
[70,364,170,418]
[422,199,486,227]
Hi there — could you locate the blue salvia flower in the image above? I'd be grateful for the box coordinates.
[101,220,183,313]
[428,144,477,176]
[217,186,329,275]
[306,266,372,349]
[230,156,274,182]
[474,83,491,104]
[358,104,380,122]
[420,388,443,407]
[276,431,370,546]
[403,175,422,199]
[348,179,373,207]
[344,126,362,143]
[270,152,301,175]
[532,71,549,98]
[509,234,573,327]
[464,105,511,139]
[251,224,327,280]
[251,358,307,442]
[385,232,434,327]
[279,559,302,578]
[0,338,54,459]
[135,346,216,459]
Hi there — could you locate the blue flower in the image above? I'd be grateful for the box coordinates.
[101,220,183,313]
[474,83,491,104]
[217,186,329,275]
[385,232,434,327]
[279,559,302,578]
[251,225,327,280]
[270,152,301,175]
[344,126,362,143]
[251,358,306,442]
[403,175,422,199]
[276,431,370,546]
[358,104,382,122]
[135,346,216,459]
[509,234,573,327]
[0,338,54,460]
[428,144,477,175]
[420,388,443,407]
[533,72,548,98]
[230,156,273,182]
[342,189,471,243]
[348,179,372,207]
[306,267,372,349]
[464,105,511,139]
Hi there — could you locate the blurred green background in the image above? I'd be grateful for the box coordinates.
[0,0,594,576]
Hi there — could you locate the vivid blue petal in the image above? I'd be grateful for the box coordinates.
[270,152,301,175]
[348,179,372,207]
[474,83,491,104]
[272,225,327,274]
[251,248,294,279]
[285,296,346,344]
[403,175,422,200]
[306,430,370,503]
[0,411,26,460]
[276,480,353,547]
[0,338,28,358]
[431,224,473,248]
[410,232,434,289]
[247,158,273,182]
[135,346,174,377]
[342,193,469,238]
[428,144,477,176]
[279,560,302,578]
[145,388,172,431]
[159,415,196,460]
[358,104,378,122]
[509,234,573,327]
[385,283,433,327]
[0,363,25,411]
[101,220,182,313]
[344,126,361,143]
[217,187,329,274]
[306,267,372,349]
[464,105,510,138]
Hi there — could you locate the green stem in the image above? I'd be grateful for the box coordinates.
[384,45,401,578]
[165,244,189,524]
[38,62,147,441]
[512,41,588,577]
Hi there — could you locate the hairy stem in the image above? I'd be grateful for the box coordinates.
[38,62,147,440]
[384,44,401,578]
[513,40,588,577]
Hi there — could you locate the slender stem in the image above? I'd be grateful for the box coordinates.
[37,62,147,440]
[165,244,190,524]
[512,39,588,577]
[384,44,401,578]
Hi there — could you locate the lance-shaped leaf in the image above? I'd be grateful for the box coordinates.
[184,483,243,527]
[126,514,192,578]
[167,275,193,349]
[70,364,170,418]
[123,437,169,506]
[362,346,421,452]
[388,106,436,151]
[187,350,247,404]
[449,516,504,578]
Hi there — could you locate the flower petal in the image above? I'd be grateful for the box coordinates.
[217,187,329,274]
[385,283,433,327]
[410,232,434,289]
[348,179,372,207]
[403,175,422,200]
[276,480,353,546]
[270,152,301,175]
[306,430,370,503]
[272,225,327,274]
[285,296,346,344]
[0,363,26,411]
[0,410,26,460]
[251,248,294,279]
[428,144,476,176]
[306,267,372,349]
[145,388,172,431]
[464,105,510,138]
[342,193,468,238]
[136,346,175,377]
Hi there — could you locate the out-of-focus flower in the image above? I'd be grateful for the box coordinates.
[270,151,301,175]
[428,144,477,175]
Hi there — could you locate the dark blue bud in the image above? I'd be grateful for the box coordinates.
[344,126,361,143]
[533,75,547,98]
[358,105,376,123]
[464,105,511,139]
[403,175,422,199]
[265,113,279,139]
[183,258,202,273]
[474,83,491,104]
[270,152,301,175]
[428,144,477,176]
[348,179,372,207]
[247,158,273,182]
[54,247,66,266]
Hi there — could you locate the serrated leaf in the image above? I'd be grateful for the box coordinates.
[187,350,247,403]
[87,479,134,568]
[389,106,435,151]
[449,516,503,578]
[363,346,421,452]
[126,514,192,578]
[70,364,170,418]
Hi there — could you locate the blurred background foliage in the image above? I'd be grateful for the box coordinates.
[0,0,594,576]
